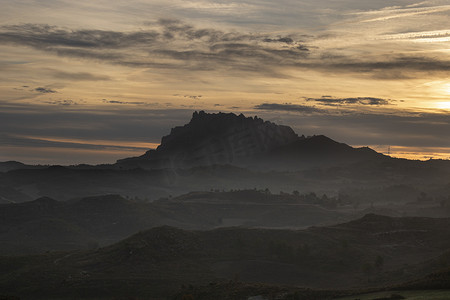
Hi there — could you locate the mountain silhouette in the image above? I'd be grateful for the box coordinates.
[118,111,383,170]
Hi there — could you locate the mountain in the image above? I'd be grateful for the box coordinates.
[117,111,383,170]
[0,161,29,172]
[0,161,46,172]
[1,214,450,299]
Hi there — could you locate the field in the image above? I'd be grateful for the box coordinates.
[336,290,450,300]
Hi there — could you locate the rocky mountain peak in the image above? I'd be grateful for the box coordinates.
[158,111,297,150]
[139,111,299,168]
[117,111,382,170]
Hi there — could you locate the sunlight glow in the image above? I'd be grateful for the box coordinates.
[436,101,450,110]
[356,145,450,161]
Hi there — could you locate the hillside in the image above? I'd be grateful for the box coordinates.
[1,214,450,299]
[0,191,358,255]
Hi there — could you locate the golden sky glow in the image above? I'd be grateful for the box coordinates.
[0,0,449,164]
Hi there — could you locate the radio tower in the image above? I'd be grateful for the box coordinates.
[387,146,391,156]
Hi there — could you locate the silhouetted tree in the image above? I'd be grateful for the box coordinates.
[417,191,432,202]
[375,255,384,270]
[362,262,373,282]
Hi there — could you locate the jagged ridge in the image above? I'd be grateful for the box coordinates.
[140,111,299,167]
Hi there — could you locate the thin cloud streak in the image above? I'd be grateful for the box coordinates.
[355,5,450,22]
[305,97,392,106]
[48,70,111,81]
[5,134,159,151]
[254,103,325,114]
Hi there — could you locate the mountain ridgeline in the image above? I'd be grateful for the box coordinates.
[117,111,382,170]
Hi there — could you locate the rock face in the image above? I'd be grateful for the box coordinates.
[117,111,382,170]
[121,111,299,169]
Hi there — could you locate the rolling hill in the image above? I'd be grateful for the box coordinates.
[1,214,450,299]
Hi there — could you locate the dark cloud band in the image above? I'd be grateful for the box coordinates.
[254,103,324,113]
[35,87,56,93]
[306,97,392,106]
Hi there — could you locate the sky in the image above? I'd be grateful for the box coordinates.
[0,0,449,164]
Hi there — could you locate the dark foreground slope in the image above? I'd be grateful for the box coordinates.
[1,214,450,299]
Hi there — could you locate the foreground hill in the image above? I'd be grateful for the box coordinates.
[1,214,450,299]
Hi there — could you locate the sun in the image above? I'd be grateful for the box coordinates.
[436,101,450,110]
[433,83,450,109]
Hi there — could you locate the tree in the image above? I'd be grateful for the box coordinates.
[375,255,384,270]
[362,262,373,282]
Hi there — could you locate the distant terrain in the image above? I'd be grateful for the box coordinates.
[2,189,450,256]
[0,191,347,255]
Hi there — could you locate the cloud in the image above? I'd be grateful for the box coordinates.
[0,133,151,152]
[52,47,126,62]
[155,18,234,42]
[102,99,148,105]
[380,30,450,42]
[325,56,450,72]
[49,70,111,81]
[35,87,57,93]
[254,103,324,114]
[293,55,450,79]
[263,37,294,44]
[178,94,202,100]
[0,21,309,76]
[306,96,392,106]
[0,24,160,49]
[355,4,450,22]
[44,100,78,106]
[2,19,447,80]
[0,102,193,149]
[253,109,450,149]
